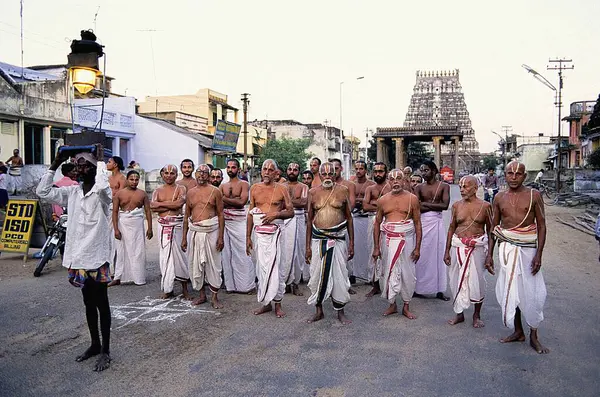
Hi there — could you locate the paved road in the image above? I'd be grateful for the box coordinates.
[1,185,599,397]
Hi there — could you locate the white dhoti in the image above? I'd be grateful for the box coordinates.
[114,208,147,285]
[222,208,256,293]
[351,212,376,282]
[449,234,488,314]
[380,220,416,304]
[251,209,284,305]
[280,209,306,286]
[188,217,222,292]
[158,215,189,294]
[308,222,350,309]
[494,225,546,329]
[415,211,447,295]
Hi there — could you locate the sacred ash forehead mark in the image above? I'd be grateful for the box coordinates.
[459,175,478,187]
[388,169,404,179]
[287,162,300,169]
[507,161,526,173]
[262,159,278,170]
[161,164,178,174]
[196,164,211,172]
[319,162,335,175]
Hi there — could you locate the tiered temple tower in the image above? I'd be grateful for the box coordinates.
[404,70,480,169]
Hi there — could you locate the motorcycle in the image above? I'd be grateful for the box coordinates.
[33,213,67,277]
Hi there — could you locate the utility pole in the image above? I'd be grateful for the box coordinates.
[547,58,574,192]
[241,93,250,171]
[501,125,512,171]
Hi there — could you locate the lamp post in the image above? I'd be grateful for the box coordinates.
[339,76,364,160]
[491,130,506,171]
[522,62,572,191]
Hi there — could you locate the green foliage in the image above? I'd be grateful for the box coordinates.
[587,147,600,169]
[583,94,600,136]
[257,138,312,171]
[482,154,500,170]
[406,142,433,169]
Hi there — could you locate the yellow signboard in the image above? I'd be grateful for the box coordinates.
[0,199,38,253]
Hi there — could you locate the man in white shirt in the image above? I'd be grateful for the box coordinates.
[534,170,544,184]
[36,148,113,372]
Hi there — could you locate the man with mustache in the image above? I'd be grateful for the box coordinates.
[281,163,309,295]
[351,160,376,283]
[372,169,421,319]
[182,164,225,309]
[210,169,223,187]
[151,164,190,300]
[309,157,322,187]
[444,175,493,328]
[414,160,451,301]
[247,159,293,318]
[363,162,391,297]
[305,162,354,324]
[301,170,314,189]
[220,159,255,293]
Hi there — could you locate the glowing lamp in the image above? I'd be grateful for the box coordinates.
[70,67,99,94]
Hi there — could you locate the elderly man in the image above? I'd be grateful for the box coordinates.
[362,162,391,297]
[305,162,354,324]
[414,160,451,300]
[36,147,113,371]
[281,162,309,295]
[444,175,493,328]
[210,169,224,187]
[151,165,190,299]
[221,159,255,293]
[246,159,293,317]
[372,169,421,319]
[488,161,549,354]
[182,165,225,309]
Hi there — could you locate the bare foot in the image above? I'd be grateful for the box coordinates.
[291,284,304,296]
[472,316,485,328]
[93,353,111,372]
[181,290,193,301]
[365,286,381,297]
[107,279,121,287]
[192,296,207,305]
[253,304,272,315]
[448,313,465,325]
[337,310,352,325]
[159,292,174,299]
[530,331,550,354]
[402,303,417,319]
[436,292,450,301]
[307,312,324,323]
[211,294,224,309]
[75,345,101,362]
[246,288,257,295]
[500,331,526,343]
[274,303,286,318]
[348,288,357,295]
[383,303,398,316]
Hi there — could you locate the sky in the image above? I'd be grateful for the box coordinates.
[1,0,598,152]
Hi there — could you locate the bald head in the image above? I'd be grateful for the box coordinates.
[505,161,526,189]
[388,168,405,193]
[459,174,479,199]
[507,161,526,173]
[459,175,479,187]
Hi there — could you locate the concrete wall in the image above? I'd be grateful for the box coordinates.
[133,116,204,172]
[517,144,553,172]
[574,169,600,193]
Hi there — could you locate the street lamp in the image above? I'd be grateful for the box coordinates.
[491,130,506,171]
[340,76,364,160]
[522,63,570,191]
[67,30,104,95]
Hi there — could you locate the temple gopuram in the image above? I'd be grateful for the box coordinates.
[375,69,481,176]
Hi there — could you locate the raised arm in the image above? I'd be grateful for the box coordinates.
[36,155,71,207]
[95,162,112,207]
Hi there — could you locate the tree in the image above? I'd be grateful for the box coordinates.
[257,137,312,172]
[582,94,600,136]
[587,147,600,169]
[482,154,500,171]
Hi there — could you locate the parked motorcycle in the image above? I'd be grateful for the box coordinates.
[33,213,67,277]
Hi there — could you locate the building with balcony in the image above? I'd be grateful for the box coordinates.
[565,99,596,167]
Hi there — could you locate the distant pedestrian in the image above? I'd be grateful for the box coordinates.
[6,148,23,195]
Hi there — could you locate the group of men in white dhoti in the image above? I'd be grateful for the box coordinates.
[103,152,549,353]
